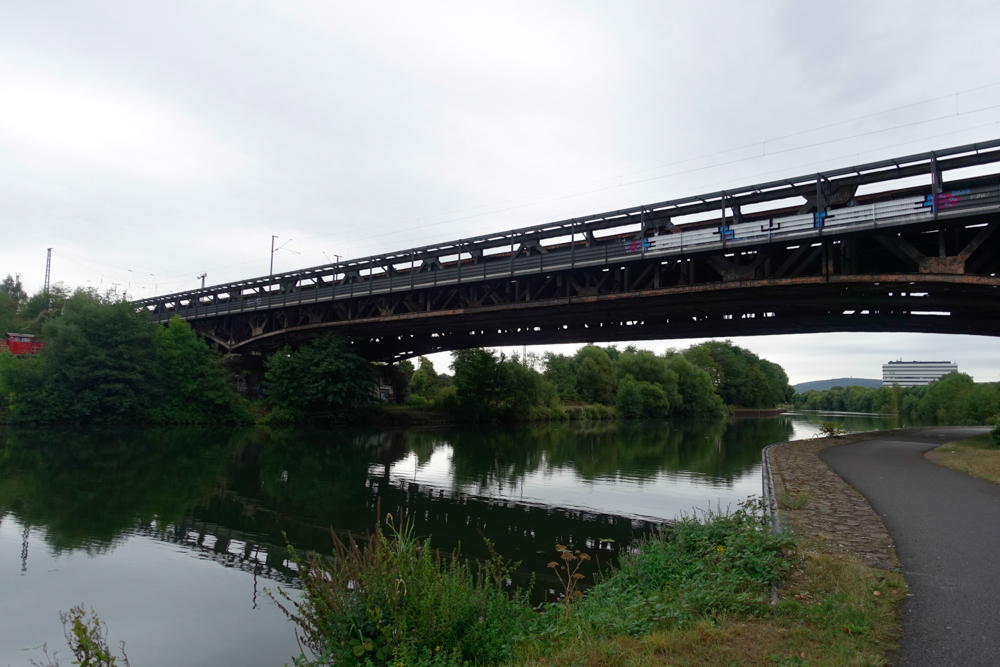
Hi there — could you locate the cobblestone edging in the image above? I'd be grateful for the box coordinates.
[763,429,921,570]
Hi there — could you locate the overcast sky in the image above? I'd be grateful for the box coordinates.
[3,1,1000,384]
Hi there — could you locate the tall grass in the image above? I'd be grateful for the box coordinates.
[276,498,790,666]
[272,515,535,666]
[525,497,791,646]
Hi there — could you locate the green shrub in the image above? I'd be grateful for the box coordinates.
[818,421,848,437]
[636,380,671,418]
[989,422,1000,449]
[274,516,534,666]
[573,497,790,636]
[594,404,618,420]
[30,605,131,667]
[434,385,459,412]
[614,374,644,419]
[265,334,376,422]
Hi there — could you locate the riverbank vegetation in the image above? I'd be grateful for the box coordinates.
[0,274,71,335]
[405,340,790,424]
[262,334,377,425]
[0,287,251,425]
[276,498,903,667]
[932,432,1000,487]
[3,273,792,426]
[792,373,1000,425]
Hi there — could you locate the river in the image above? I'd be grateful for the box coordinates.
[0,411,918,666]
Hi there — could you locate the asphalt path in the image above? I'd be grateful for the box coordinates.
[820,427,1000,667]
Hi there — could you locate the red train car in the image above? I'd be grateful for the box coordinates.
[1,333,45,356]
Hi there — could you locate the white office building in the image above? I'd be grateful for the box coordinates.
[882,361,958,387]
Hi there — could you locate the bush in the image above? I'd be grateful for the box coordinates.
[574,498,790,636]
[265,334,376,422]
[636,380,671,418]
[434,385,460,412]
[30,605,132,667]
[274,516,534,666]
[451,348,512,422]
[149,316,252,424]
[989,422,1000,449]
[818,421,847,437]
[614,374,644,419]
[615,374,671,419]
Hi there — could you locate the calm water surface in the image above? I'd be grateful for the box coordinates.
[0,412,917,666]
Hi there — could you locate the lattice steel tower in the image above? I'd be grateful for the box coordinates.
[44,248,52,309]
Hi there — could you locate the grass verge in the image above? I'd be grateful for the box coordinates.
[277,498,906,667]
[509,549,905,667]
[931,432,1000,487]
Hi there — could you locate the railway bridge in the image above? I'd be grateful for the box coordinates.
[136,139,1000,361]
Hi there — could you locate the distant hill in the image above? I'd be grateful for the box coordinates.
[792,378,882,393]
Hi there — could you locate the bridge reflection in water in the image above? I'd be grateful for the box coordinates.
[0,420,809,599]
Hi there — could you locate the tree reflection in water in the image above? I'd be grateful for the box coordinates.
[1,416,806,599]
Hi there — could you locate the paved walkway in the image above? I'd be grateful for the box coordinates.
[820,427,999,667]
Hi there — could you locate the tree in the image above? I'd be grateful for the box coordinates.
[574,346,615,404]
[614,374,644,419]
[0,275,27,305]
[397,359,415,380]
[505,358,558,419]
[451,348,512,422]
[410,356,445,399]
[1,275,28,335]
[16,290,160,422]
[265,334,376,421]
[665,354,725,418]
[683,340,790,408]
[150,316,250,423]
[913,372,998,425]
[615,349,680,407]
[542,352,578,401]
